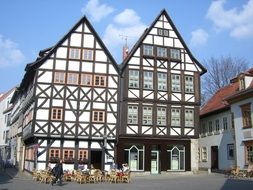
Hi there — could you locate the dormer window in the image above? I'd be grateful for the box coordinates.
[239,77,245,90]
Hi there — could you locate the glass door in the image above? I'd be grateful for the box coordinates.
[151,150,159,174]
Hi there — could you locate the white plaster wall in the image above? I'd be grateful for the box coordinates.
[199,110,235,170]
[36,109,49,120]
[191,139,199,172]
[68,61,80,71]
[55,60,67,70]
[40,59,53,70]
[230,97,253,168]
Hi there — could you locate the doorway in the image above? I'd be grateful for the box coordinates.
[151,150,159,174]
[90,150,102,169]
[211,146,219,170]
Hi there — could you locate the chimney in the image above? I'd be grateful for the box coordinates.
[123,44,129,61]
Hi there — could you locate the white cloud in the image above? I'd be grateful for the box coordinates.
[103,9,147,62]
[81,0,115,22]
[0,35,25,68]
[206,0,253,39]
[190,29,209,46]
[113,9,141,26]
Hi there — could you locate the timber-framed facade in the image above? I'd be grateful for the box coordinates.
[9,9,206,173]
[117,10,206,173]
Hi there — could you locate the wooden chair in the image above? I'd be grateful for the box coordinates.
[32,170,41,181]
[108,170,118,183]
[121,171,131,183]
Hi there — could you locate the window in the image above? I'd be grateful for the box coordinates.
[157,47,167,57]
[239,77,245,90]
[171,108,180,126]
[51,108,63,120]
[67,73,79,84]
[170,48,180,60]
[245,145,253,165]
[163,29,169,36]
[69,48,80,59]
[78,150,88,161]
[157,107,166,126]
[83,49,93,60]
[158,28,163,35]
[171,74,181,92]
[185,109,194,127]
[81,74,92,86]
[143,45,153,56]
[202,123,206,134]
[201,147,207,161]
[143,71,153,89]
[185,76,194,93]
[241,104,252,128]
[215,119,220,131]
[94,75,106,87]
[92,110,105,122]
[208,121,212,133]
[124,145,144,171]
[167,145,185,171]
[129,70,139,88]
[63,149,74,162]
[128,106,138,124]
[223,117,228,130]
[54,72,65,83]
[227,144,234,160]
[50,149,60,160]
[157,28,169,36]
[157,73,167,91]
[143,106,152,125]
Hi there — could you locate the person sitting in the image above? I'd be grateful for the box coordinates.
[122,163,129,173]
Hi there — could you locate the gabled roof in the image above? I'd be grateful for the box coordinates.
[200,83,238,117]
[0,87,16,102]
[201,68,253,117]
[226,68,253,103]
[19,15,119,90]
[121,9,207,75]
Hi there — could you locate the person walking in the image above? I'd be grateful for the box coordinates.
[51,159,64,186]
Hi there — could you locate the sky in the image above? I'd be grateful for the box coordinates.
[0,0,253,93]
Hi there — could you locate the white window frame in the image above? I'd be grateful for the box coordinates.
[185,76,194,93]
[83,49,93,60]
[128,105,138,124]
[171,74,181,92]
[185,109,194,127]
[157,73,167,91]
[143,71,153,90]
[81,74,92,86]
[142,106,152,125]
[129,70,139,88]
[69,48,80,59]
[157,47,167,57]
[157,107,166,126]
[143,45,153,56]
[171,108,180,126]
[170,48,181,60]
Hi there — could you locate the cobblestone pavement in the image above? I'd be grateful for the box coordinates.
[1,168,253,190]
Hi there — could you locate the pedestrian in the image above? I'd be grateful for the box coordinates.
[51,159,64,186]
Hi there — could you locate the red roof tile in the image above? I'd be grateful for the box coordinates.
[201,67,253,116]
[200,82,239,116]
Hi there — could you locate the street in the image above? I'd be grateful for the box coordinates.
[0,169,253,190]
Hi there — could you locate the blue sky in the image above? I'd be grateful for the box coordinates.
[0,0,253,93]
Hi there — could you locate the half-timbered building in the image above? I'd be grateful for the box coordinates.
[117,9,206,173]
[16,16,119,172]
